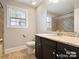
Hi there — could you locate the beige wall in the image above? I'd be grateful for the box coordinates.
[36,0,48,33]
[74,0,79,33]
[4,0,36,49]
[74,8,79,33]
[0,0,6,56]
[0,8,4,38]
[75,0,79,9]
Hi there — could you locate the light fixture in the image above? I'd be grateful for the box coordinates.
[49,0,59,3]
[32,1,37,5]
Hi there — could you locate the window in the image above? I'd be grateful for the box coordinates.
[7,5,28,28]
[46,16,52,31]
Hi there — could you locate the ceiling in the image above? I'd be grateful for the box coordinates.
[8,0,74,16]
[13,0,42,7]
[47,0,74,16]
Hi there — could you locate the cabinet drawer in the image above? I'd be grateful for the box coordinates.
[57,43,78,59]
[57,43,77,51]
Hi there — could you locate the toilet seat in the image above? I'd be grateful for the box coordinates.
[26,41,35,47]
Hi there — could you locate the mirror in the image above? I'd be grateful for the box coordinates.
[0,1,4,57]
[47,0,74,32]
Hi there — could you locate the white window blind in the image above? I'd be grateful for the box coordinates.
[7,5,28,28]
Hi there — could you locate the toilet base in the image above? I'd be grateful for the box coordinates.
[27,48,35,54]
[26,41,35,54]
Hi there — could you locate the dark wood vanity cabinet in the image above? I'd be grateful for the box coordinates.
[35,36,79,59]
[43,45,56,59]
[35,36,43,59]
[42,38,56,59]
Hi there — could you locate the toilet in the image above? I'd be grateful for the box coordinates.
[26,41,35,54]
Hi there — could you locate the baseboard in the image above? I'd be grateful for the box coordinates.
[5,45,27,54]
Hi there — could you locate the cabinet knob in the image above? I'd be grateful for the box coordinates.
[64,48,67,51]
[52,52,55,54]
[56,54,59,57]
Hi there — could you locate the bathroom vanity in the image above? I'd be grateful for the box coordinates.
[35,34,79,59]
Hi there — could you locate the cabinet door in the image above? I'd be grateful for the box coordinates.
[42,39,56,59]
[57,43,78,59]
[35,36,43,59]
[56,50,70,59]
[43,45,56,59]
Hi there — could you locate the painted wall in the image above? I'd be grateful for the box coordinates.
[74,0,79,33]
[0,0,5,56]
[0,8,4,39]
[4,0,36,49]
[74,8,79,33]
[36,0,48,33]
[75,0,79,9]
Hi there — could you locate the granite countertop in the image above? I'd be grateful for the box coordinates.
[36,34,79,48]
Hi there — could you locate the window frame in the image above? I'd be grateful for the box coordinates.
[7,5,28,28]
[46,15,52,31]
